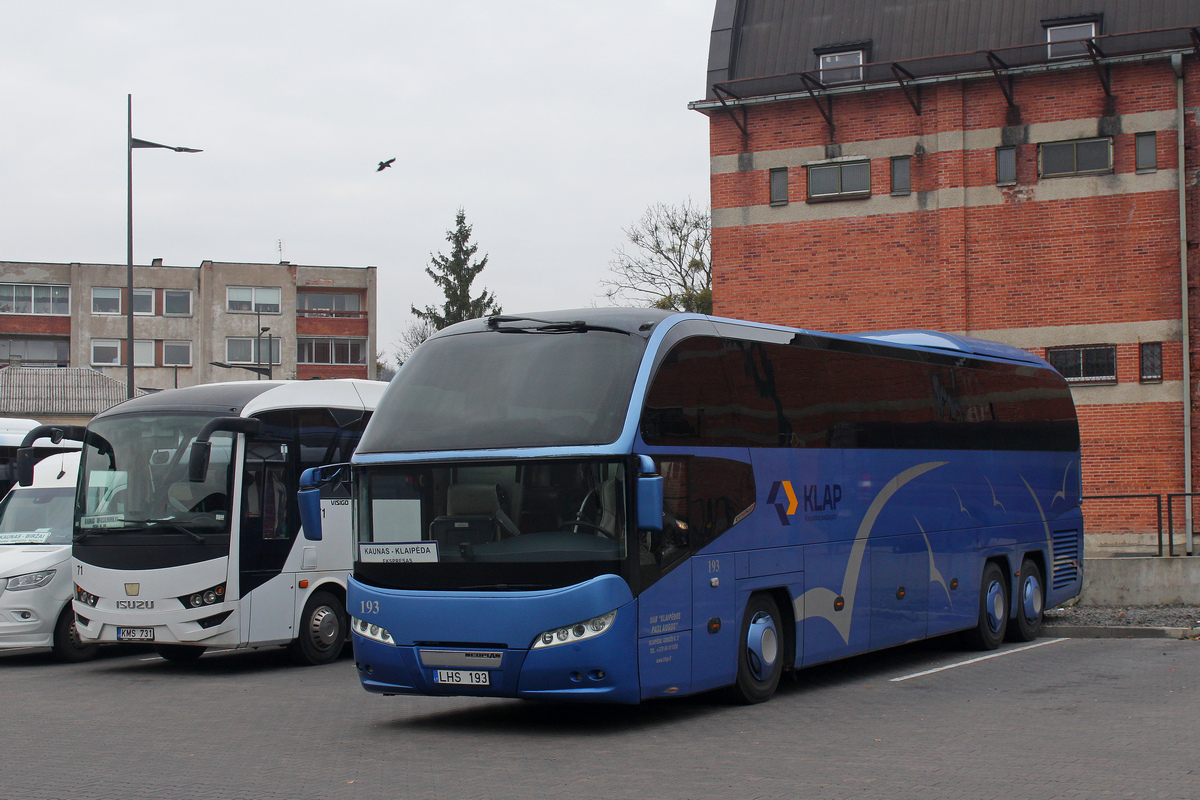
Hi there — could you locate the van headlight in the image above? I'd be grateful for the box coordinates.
[7,570,55,590]
[532,610,617,649]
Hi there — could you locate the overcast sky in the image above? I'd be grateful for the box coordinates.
[0,1,714,361]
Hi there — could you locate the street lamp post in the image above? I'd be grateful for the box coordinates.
[257,325,271,380]
[127,94,201,398]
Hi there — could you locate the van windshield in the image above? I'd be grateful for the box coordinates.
[0,487,74,545]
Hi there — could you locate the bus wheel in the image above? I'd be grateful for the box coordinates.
[51,607,99,663]
[155,644,206,662]
[1008,559,1044,642]
[289,590,345,666]
[729,593,784,704]
[966,561,1009,650]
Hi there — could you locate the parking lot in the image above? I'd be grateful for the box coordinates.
[3,635,1198,800]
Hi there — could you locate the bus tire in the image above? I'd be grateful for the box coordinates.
[289,590,345,666]
[155,644,206,662]
[966,561,1009,650]
[51,607,99,663]
[729,593,784,704]
[1008,558,1045,642]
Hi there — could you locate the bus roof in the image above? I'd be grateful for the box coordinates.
[437,309,1048,370]
[92,379,387,421]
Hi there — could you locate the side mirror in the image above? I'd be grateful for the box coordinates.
[15,425,88,486]
[636,454,663,532]
[297,463,349,542]
[188,417,261,482]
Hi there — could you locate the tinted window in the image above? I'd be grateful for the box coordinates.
[359,330,648,453]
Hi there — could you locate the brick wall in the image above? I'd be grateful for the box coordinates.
[708,56,1200,542]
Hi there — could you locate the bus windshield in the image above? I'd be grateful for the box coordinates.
[356,328,648,453]
[77,414,235,537]
[0,486,74,545]
[355,458,629,590]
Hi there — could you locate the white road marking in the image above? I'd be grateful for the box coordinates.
[890,637,1068,682]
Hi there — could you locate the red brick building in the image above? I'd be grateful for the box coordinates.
[690,1,1200,551]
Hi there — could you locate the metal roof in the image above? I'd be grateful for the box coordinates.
[0,367,143,417]
[704,0,1200,99]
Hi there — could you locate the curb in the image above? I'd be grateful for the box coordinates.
[1044,625,1199,640]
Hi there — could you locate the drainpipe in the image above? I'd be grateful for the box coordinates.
[1174,53,1192,556]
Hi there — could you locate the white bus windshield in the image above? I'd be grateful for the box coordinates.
[77,414,235,536]
[0,486,74,545]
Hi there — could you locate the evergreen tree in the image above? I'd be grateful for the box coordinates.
[411,209,501,329]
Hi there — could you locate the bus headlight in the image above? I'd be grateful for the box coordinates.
[351,616,394,644]
[178,583,226,609]
[75,584,99,606]
[7,570,55,590]
[532,610,617,649]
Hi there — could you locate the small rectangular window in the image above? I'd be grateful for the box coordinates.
[1040,138,1112,178]
[227,337,281,364]
[227,286,281,314]
[1047,22,1095,59]
[92,287,122,315]
[769,168,789,205]
[164,290,192,316]
[133,289,154,316]
[890,157,911,196]
[807,160,871,201]
[91,339,122,366]
[1046,345,1117,383]
[819,50,863,84]
[163,340,192,367]
[134,339,155,367]
[996,147,1017,184]
[1140,342,1163,383]
[1136,132,1157,173]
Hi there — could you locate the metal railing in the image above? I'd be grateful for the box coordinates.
[1165,493,1200,557]
[1082,493,1168,556]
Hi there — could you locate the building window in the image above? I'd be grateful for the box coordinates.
[0,338,69,366]
[297,292,362,316]
[227,337,281,365]
[1040,138,1112,178]
[133,288,154,316]
[1136,132,1157,173]
[134,339,155,367]
[1047,21,1096,59]
[769,168,789,205]
[298,337,368,365]
[1140,342,1163,383]
[227,286,281,314]
[890,157,911,196]
[92,287,122,314]
[163,340,192,367]
[807,161,871,201]
[91,339,122,366]
[0,283,70,315]
[819,50,863,84]
[1046,345,1117,383]
[997,147,1017,184]
[164,290,192,316]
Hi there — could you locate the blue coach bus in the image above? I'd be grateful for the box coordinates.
[302,309,1082,704]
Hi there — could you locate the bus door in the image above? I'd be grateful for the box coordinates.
[240,437,296,643]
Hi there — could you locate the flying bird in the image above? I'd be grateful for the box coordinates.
[377,158,395,172]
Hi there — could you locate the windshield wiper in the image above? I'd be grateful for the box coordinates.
[486,316,630,336]
[76,518,206,543]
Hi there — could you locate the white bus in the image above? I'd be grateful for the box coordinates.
[48,380,385,665]
[0,449,95,661]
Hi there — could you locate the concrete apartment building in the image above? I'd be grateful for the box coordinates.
[0,259,377,392]
[690,1,1200,545]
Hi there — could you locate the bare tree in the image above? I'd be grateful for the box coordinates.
[393,316,439,366]
[603,199,712,314]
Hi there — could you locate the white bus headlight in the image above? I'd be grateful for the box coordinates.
[7,570,55,591]
[532,610,617,649]
[351,616,393,644]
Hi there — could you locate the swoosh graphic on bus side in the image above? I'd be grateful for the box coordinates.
[1021,474,1054,564]
[1051,459,1077,510]
[794,461,947,644]
[915,518,953,607]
